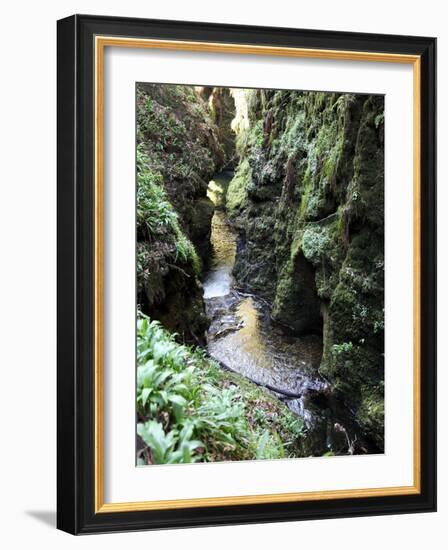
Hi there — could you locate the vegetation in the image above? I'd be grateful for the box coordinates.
[136,84,223,339]
[137,314,305,465]
[226,89,385,448]
[135,83,385,460]
[226,158,250,214]
[137,147,200,278]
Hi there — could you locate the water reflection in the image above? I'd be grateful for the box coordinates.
[202,173,376,456]
[208,295,324,396]
[203,211,236,299]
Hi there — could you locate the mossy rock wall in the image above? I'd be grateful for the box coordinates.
[209,88,237,168]
[136,84,224,340]
[227,90,385,447]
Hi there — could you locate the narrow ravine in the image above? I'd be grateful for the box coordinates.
[136,84,385,465]
[203,172,378,457]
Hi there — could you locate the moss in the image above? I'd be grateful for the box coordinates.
[208,87,237,166]
[137,83,223,241]
[226,158,251,219]
[272,249,322,333]
[136,84,224,341]
[357,390,384,446]
[227,89,385,447]
[301,225,333,265]
[187,196,215,261]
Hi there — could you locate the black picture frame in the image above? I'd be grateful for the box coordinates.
[57,14,436,535]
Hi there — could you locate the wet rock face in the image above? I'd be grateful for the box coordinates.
[227,90,385,448]
[209,88,237,168]
[187,197,215,262]
[272,252,322,334]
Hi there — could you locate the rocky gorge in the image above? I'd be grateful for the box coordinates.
[136,83,385,463]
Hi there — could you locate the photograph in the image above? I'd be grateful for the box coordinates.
[135,83,385,465]
[53,10,436,536]
[0,0,442,542]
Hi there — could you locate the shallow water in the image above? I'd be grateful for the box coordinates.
[203,172,376,456]
[207,294,325,397]
[203,210,236,299]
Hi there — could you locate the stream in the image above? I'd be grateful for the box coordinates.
[203,172,378,457]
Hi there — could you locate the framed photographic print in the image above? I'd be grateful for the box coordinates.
[57,14,436,534]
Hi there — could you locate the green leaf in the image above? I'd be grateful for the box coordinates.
[139,387,152,407]
[137,420,178,464]
[168,394,187,407]
[256,430,270,459]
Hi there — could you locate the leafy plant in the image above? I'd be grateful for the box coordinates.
[136,146,200,274]
[332,341,354,356]
[137,420,203,464]
[136,313,304,465]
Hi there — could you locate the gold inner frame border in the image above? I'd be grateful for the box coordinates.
[94,35,421,513]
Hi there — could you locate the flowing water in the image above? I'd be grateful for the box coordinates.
[203,172,377,456]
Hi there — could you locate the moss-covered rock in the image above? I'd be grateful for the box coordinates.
[136,84,224,340]
[137,84,223,254]
[227,89,385,447]
[209,87,237,168]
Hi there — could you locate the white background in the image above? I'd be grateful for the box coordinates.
[105,48,414,502]
[0,0,444,548]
